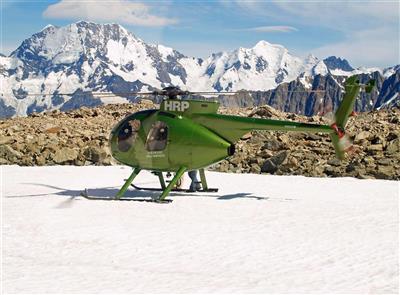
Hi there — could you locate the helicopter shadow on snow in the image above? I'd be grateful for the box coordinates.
[7,183,296,207]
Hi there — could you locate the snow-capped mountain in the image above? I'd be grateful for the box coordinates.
[0,21,398,118]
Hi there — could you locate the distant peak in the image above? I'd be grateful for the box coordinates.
[324,56,346,63]
[306,53,317,59]
[75,20,101,26]
[254,40,272,48]
[70,20,130,38]
[323,56,354,71]
[41,24,56,31]
[253,40,284,50]
[74,20,124,27]
[305,54,319,63]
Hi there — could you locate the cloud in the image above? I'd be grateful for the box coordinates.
[43,0,177,27]
[271,1,399,30]
[312,27,399,68]
[245,26,297,33]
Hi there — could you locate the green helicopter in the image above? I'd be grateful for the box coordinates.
[79,75,373,203]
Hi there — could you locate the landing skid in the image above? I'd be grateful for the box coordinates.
[81,168,214,203]
[80,189,173,203]
[131,184,218,193]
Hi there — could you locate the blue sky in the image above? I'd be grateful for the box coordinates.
[1,0,399,68]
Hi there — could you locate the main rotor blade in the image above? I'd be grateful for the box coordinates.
[1,91,156,97]
[91,92,155,97]
[2,87,365,97]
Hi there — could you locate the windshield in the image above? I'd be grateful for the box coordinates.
[145,121,168,151]
[117,119,141,152]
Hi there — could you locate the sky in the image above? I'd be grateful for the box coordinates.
[1,0,399,68]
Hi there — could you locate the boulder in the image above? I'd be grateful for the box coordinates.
[0,158,9,165]
[261,151,288,174]
[248,162,260,173]
[354,131,372,142]
[83,146,107,163]
[0,144,22,160]
[52,148,79,164]
[261,159,277,174]
[261,138,282,151]
[374,166,395,179]
[367,144,383,152]
[386,139,399,154]
[0,136,13,145]
[44,126,62,134]
[240,132,252,140]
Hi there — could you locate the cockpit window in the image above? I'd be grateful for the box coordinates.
[117,119,141,152]
[145,121,168,151]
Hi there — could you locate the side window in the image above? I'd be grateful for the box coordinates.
[117,119,141,152]
[145,121,168,151]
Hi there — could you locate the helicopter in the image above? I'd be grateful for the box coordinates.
[79,75,373,203]
[12,75,374,203]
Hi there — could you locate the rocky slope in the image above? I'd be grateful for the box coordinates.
[1,21,399,118]
[0,103,398,180]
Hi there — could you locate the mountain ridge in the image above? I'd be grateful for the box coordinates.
[1,21,399,118]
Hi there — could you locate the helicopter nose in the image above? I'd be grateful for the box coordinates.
[109,118,140,161]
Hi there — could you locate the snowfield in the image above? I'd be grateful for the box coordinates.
[2,166,399,293]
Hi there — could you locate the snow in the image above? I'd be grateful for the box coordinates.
[106,39,161,88]
[312,60,329,76]
[98,95,129,105]
[2,165,399,293]
[377,93,399,110]
[384,68,395,78]
[157,44,174,62]
[383,65,400,78]
[52,51,81,65]
[0,56,22,70]
[330,69,355,76]
[194,41,306,92]
[298,74,312,89]
[354,66,382,75]
[41,24,55,31]
[169,73,185,87]
[41,24,83,64]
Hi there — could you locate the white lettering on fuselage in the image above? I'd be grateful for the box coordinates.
[164,100,190,112]
[146,151,165,158]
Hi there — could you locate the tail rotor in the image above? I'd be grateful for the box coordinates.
[329,76,375,159]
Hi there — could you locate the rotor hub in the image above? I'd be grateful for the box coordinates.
[154,86,189,99]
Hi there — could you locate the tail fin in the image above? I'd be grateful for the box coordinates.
[334,75,361,129]
[330,75,374,159]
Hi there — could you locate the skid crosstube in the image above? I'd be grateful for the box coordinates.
[135,168,217,193]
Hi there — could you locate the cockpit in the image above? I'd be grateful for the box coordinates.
[115,118,169,153]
